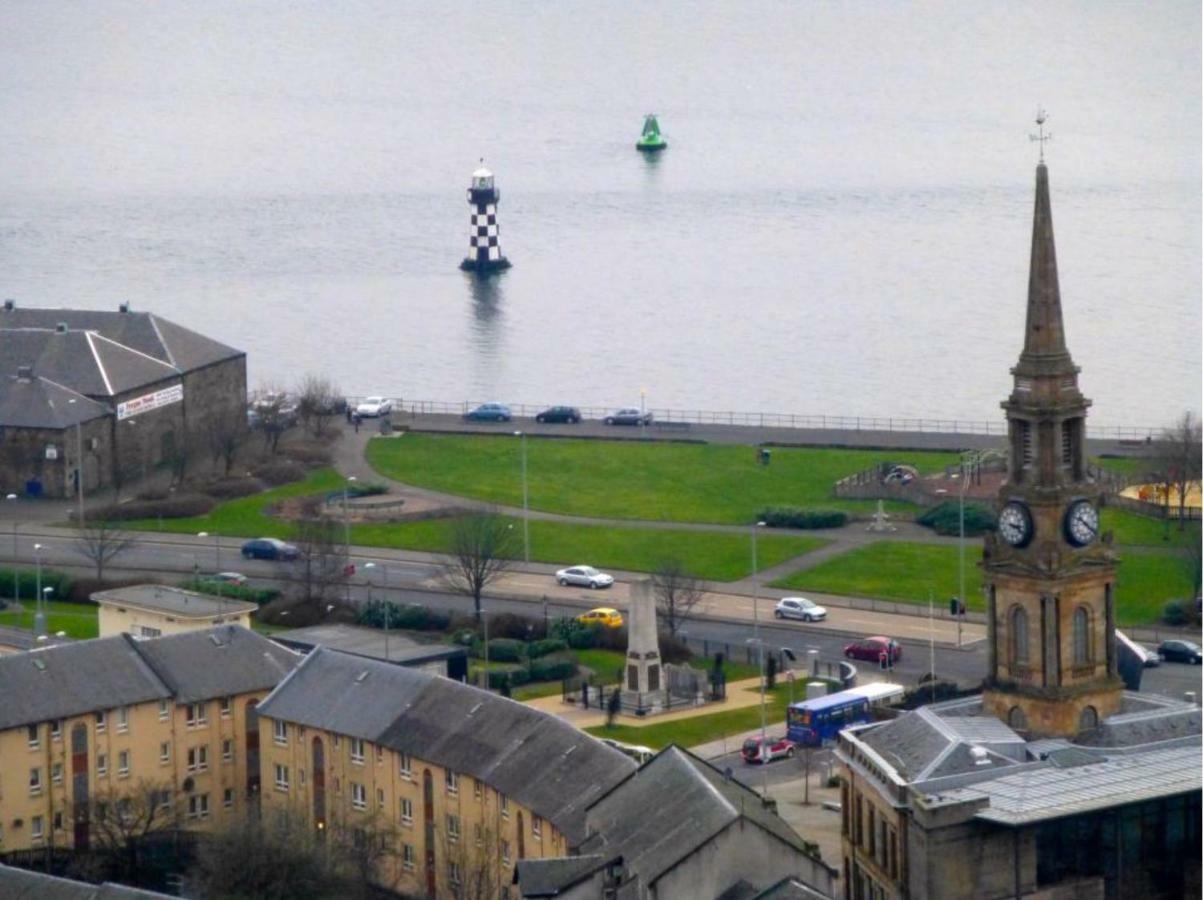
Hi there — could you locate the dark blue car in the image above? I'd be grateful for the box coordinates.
[464,403,512,422]
[240,538,300,561]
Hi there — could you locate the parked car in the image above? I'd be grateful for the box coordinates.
[240,538,299,561]
[556,566,615,589]
[576,607,624,628]
[741,736,795,764]
[774,597,828,622]
[535,406,581,424]
[1157,639,1202,664]
[844,635,902,664]
[464,403,512,422]
[201,571,248,587]
[603,407,653,426]
[599,738,655,764]
[1140,646,1161,668]
[355,396,393,418]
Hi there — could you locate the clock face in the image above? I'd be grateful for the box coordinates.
[1065,500,1100,547]
[998,502,1033,547]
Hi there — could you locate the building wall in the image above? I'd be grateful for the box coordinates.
[0,415,112,501]
[258,714,569,898]
[109,376,186,483]
[0,690,269,857]
[180,357,246,437]
[905,817,1034,900]
[97,604,252,639]
[840,770,907,900]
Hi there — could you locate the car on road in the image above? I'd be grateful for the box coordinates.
[603,407,652,426]
[774,597,827,622]
[355,396,393,418]
[535,405,581,424]
[556,566,615,589]
[1157,639,1202,664]
[200,571,248,587]
[464,403,512,422]
[844,635,902,664]
[741,736,796,764]
[240,538,300,561]
[576,607,624,628]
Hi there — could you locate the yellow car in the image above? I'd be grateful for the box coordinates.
[576,607,624,629]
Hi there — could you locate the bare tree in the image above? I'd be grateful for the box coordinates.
[250,387,296,455]
[438,817,505,900]
[296,373,343,439]
[651,557,705,636]
[70,779,180,883]
[72,520,135,581]
[1156,411,1203,531]
[208,407,248,476]
[442,514,519,621]
[286,498,349,615]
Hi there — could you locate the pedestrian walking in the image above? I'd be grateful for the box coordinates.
[353,413,361,433]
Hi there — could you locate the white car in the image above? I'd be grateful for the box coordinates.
[555,565,615,589]
[774,597,827,622]
[356,396,393,418]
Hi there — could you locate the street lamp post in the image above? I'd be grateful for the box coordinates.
[957,466,968,649]
[6,494,17,608]
[751,519,768,797]
[343,476,357,603]
[67,398,85,527]
[513,431,530,563]
[33,543,46,637]
[198,531,224,619]
[365,561,390,661]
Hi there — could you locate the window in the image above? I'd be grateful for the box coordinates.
[1079,706,1099,731]
[1073,606,1092,666]
[52,762,63,785]
[186,702,207,728]
[275,764,290,791]
[474,823,483,847]
[447,814,461,843]
[139,625,161,637]
[502,839,511,866]
[158,699,170,720]
[53,811,63,831]
[224,788,235,809]
[1008,706,1029,731]
[220,697,232,718]
[1010,605,1029,665]
[445,770,459,795]
[350,737,365,763]
[473,779,483,801]
[402,843,416,872]
[50,720,61,741]
[533,815,542,839]
[116,706,129,733]
[118,750,130,777]
[400,798,413,825]
[448,862,462,887]
[160,742,171,764]
[29,767,42,795]
[154,789,171,811]
[97,754,108,777]
[95,710,106,733]
[187,793,210,820]
[273,719,288,745]
[222,739,234,763]
[27,724,39,749]
[375,745,383,764]
[351,782,367,810]
[187,746,209,772]
[398,754,412,779]
[500,793,509,818]
[377,787,385,810]
[31,816,44,841]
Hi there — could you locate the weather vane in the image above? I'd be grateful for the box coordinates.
[1030,108,1052,163]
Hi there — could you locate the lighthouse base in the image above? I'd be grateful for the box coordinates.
[460,257,511,274]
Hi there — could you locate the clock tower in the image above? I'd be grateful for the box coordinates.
[981,143,1123,736]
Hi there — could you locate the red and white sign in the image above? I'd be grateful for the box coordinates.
[117,384,183,421]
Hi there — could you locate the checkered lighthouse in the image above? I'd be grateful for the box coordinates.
[459,162,511,273]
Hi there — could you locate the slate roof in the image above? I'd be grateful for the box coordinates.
[0,329,179,398]
[1075,704,1202,748]
[272,622,466,665]
[0,864,174,898]
[753,877,836,900]
[514,854,612,897]
[0,625,74,652]
[0,626,298,730]
[257,647,635,844]
[92,584,258,620]
[578,746,809,889]
[857,707,953,780]
[0,372,109,429]
[0,305,242,372]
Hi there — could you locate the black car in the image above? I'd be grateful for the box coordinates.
[535,406,581,424]
[1157,639,1202,664]
[241,538,300,561]
[603,407,653,426]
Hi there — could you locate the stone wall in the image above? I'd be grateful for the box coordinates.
[0,415,112,500]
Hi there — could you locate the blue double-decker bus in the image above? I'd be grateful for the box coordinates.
[786,683,904,746]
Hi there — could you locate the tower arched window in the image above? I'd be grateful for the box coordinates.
[1009,605,1029,666]
[1073,606,1092,665]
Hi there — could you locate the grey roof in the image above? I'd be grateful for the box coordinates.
[857,708,953,780]
[272,622,465,665]
[0,372,109,429]
[92,584,258,619]
[515,854,612,897]
[257,647,635,844]
[0,329,179,398]
[1075,704,1202,748]
[0,864,174,898]
[753,877,836,900]
[940,743,1202,825]
[0,305,242,371]
[0,626,298,729]
[0,626,74,652]
[131,625,300,704]
[579,746,810,889]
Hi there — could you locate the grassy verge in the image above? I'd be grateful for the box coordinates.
[1102,508,1197,548]
[366,434,955,524]
[0,600,99,640]
[572,648,760,685]
[771,540,1196,626]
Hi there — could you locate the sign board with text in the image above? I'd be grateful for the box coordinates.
[117,385,183,421]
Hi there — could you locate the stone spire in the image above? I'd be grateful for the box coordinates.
[1014,163,1075,378]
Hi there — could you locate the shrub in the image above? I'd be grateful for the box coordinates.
[486,638,524,662]
[252,461,307,486]
[0,568,74,602]
[530,657,577,681]
[550,617,598,649]
[135,486,171,502]
[486,612,544,640]
[591,625,630,652]
[92,494,216,521]
[759,507,848,529]
[205,477,266,499]
[348,483,389,498]
[658,632,691,664]
[1162,599,1191,627]
[356,600,449,632]
[483,668,529,690]
[528,638,568,659]
[280,442,333,467]
[180,579,280,606]
[917,501,996,536]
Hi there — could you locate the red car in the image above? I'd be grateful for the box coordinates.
[844,636,902,665]
[741,736,796,764]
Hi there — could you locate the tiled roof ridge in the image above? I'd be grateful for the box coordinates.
[83,331,115,395]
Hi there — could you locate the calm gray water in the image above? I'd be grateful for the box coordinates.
[1,2,1199,428]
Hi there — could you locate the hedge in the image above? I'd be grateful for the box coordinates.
[759,507,848,529]
[530,657,577,681]
[356,600,450,632]
[917,501,996,537]
[179,579,280,606]
[91,494,216,521]
[528,638,568,659]
[483,669,530,690]
[0,568,75,603]
[485,638,524,662]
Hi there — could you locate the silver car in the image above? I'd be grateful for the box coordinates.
[555,565,615,589]
[774,596,827,622]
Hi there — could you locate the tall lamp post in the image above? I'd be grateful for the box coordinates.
[197,531,224,618]
[66,398,85,527]
[6,494,17,608]
[365,561,390,661]
[750,519,768,797]
[343,476,357,603]
[513,431,530,563]
[33,542,46,637]
[957,463,968,649]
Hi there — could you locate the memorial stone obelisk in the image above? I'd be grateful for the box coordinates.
[623,578,664,711]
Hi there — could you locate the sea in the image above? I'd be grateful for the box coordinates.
[1,1,1199,429]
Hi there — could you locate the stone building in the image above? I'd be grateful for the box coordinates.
[0,302,245,499]
[0,626,298,860]
[835,159,1203,900]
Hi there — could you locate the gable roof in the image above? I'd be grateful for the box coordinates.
[257,647,635,844]
[0,372,109,429]
[0,329,178,398]
[514,854,613,897]
[0,864,174,898]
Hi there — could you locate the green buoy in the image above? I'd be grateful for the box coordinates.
[636,114,667,152]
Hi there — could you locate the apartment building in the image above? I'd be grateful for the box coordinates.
[0,626,298,858]
[255,647,637,898]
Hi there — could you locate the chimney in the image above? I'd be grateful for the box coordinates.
[17,366,33,381]
[118,302,130,313]
[3,299,14,311]
[55,322,68,333]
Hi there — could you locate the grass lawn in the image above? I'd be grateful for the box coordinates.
[1092,456,1157,481]
[572,648,760,685]
[366,434,957,524]
[772,540,1196,626]
[1103,508,1198,549]
[0,600,99,640]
